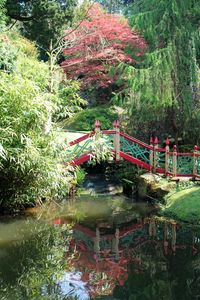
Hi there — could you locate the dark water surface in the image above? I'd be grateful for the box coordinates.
[1,194,200,300]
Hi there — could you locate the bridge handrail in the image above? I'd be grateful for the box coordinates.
[65,122,200,178]
[68,131,95,147]
[168,152,200,157]
[101,130,116,135]
[120,132,153,150]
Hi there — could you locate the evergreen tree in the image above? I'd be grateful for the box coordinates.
[116,0,200,144]
[5,0,77,57]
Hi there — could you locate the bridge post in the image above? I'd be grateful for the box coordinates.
[149,219,156,237]
[193,145,198,179]
[165,138,170,176]
[153,137,158,172]
[112,228,119,260]
[149,137,154,172]
[173,145,177,177]
[94,120,101,135]
[94,227,100,256]
[171,222,176,253]
[113,120,120,161]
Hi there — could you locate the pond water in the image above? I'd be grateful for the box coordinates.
[1,189,200,299]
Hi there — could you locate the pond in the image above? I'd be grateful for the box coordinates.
[1,186,200,299]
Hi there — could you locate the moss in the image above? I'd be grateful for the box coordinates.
[162,186,200,223]
[138,174,176,202]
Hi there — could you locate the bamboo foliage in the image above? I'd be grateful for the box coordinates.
[0,32,76,211]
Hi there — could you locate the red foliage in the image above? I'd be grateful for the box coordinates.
[61,3,146,88]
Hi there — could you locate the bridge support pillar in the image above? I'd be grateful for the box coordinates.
[94,228,100,256]
[149,137,154,172]
[153,137,158,172]
[171,222,176,253]
[165,138,170,175]
[193,145,198,178]
[94,120,101,137]
[173,145,177,177]
[113,120,120,161]
[112,228,119,260]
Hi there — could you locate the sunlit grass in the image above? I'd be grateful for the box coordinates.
[162,186,200,223]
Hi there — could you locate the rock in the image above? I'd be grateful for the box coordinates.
[138,173,176,203]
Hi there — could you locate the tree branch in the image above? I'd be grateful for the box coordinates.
[7,14,33,21]
[53,1,96,49]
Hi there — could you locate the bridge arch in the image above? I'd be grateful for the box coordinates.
[65,120,200,179]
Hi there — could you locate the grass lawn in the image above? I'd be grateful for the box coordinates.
[162,186,200,223]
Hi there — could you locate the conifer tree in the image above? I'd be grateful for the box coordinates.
[117,0,199,143]
[5,0,77,57]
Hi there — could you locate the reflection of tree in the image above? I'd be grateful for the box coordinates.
[0,219,73,299]
[68,218,200,300]
[112,242,200,300]
[113,243,173,300]
[167,248,197,300]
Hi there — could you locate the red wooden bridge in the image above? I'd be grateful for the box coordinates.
[66,120,200,179]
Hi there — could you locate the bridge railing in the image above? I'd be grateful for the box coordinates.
[65,120,200,178]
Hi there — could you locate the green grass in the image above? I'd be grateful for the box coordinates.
[162,186,200,223]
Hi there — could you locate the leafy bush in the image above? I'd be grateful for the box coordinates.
[62,106,118,131]
[0,36,17,72]
[0,34,74,211]
[0,0,6,31]
[53,80,87,121]
[75,166,87,186]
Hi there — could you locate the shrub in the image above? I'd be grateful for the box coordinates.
[0,34,74,212]
[0,36,17,72]
[62,106,118,131]
[53,80,87,121]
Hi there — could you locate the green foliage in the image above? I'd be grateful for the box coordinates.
[62,106,118,131]
[163,186,200,223]
[6,0,77,57]
[0,33,75,211]
[0,36,17,72]
[115,0,200,143]
[11,31,38,58]
[0,220,74,299]
[75,166,87,186]
[0,0,6,31]
[85,132,114,165]
[53,80,87,121]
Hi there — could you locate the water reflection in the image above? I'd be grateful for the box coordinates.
[0,217,73,299]
[62,215,200,299]
[1,196,200,299]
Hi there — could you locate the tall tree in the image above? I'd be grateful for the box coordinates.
[5,0,77,57]
[116,0,200,143]
[61,3,146,89]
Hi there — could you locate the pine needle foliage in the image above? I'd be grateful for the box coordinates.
[115,0,200,143]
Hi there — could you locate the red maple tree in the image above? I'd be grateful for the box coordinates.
[61,3,146,88]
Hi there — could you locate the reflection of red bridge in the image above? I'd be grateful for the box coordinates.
[71,219,178,258]
[53,217,188,258]
[52,217,199,298]
[66,120,200,178]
